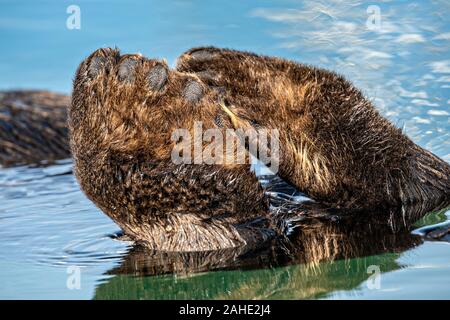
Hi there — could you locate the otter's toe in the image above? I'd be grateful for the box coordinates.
[85,48,119,79]
[176,48,225,86]
[147,64,168,91]
[118,57,139,82]
[188,48,220,60]
[183,80,204,103]
[117,55,169,91]
[88,56,106,78]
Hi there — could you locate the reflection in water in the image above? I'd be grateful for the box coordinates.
[94,175,449,300]
[95,253,404,299]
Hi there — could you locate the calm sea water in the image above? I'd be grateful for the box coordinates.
[0,0,449,299]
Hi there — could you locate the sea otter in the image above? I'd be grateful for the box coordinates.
[68,47,450,252]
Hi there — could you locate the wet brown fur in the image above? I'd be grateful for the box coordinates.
[69,48,270,251]
[177,47,450,211]
[4,46,447,252]
[0,90,70,166]
[71,47,450,251]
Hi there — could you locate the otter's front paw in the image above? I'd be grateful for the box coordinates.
[71,48,213,154]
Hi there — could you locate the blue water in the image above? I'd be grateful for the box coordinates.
[0,0,449,299]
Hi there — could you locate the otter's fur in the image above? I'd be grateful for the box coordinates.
[177,47,450,211]
[69,48,272,251]
[0,46,442,252]
[68,47,450,251]
[0,90,70,166]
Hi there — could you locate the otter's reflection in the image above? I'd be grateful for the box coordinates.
[93,176,449,300]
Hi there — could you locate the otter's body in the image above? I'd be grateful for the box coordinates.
[66,47,449,251]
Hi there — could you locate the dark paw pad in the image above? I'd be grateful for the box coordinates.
[147,64,168,91]
[183,81,203,103]
[189,49,217,60]
[118,58,138,82]
[88,56,106,78]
